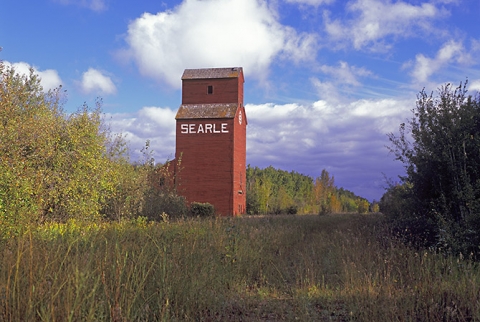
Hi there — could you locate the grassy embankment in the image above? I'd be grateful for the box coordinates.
[1,214,479,321]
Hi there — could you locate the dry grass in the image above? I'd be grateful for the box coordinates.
[0,214,479,321]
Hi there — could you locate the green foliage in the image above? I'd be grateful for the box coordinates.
[370,201,380,213]
[286,205,298,215]
[356,199,370,214]
[0,61,188,235]
[246,165,315,215]
[337,189,358,212]
[0,62,129,232]
[43,102,119,221]
[143,181,187,221]
[380,182,438,246]
[315,169,336,215]
[102,159,145,221]
[386,80,480,254]
[246,165,370,215]
[102,141,187,222]
[245,183,261,215]
[1,64,49,234]
[139,143,188,220]
[190,202,215,217]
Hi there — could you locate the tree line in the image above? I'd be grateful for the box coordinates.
[246,165,372,215]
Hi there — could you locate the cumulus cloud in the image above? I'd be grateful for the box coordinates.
[80,68,117,95]
[245,99,408,163]
[244,98,410,200]
[3,61,62,91]
[323,0,446,51]
[470,80,480,92]
[53,0,107,12]
[119,0,317,88]
[105,106,177,163]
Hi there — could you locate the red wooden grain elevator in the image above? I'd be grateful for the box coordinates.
[174,67,247,216]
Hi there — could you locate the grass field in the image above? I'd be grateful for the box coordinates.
[1,213,479,321]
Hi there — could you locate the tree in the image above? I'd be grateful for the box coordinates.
[387,81,480,254]
[315,169,335,215]
[356,199,369,214]
[0,64,52,233]
[245,165,369,215]
[245,165,315,215]
[257,173,272,214]
[0,61,128,234]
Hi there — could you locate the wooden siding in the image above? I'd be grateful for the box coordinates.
[232,105,247,215]
[182,78,240,105]
[175,67,246,216]
[175,119,235,215]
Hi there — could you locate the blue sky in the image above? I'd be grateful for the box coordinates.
[1,0,479,201]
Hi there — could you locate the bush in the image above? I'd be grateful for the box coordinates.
[143,191,188,221]
[357,199,370,214]
[141,158,188,221]
[246,185,261,215]
[0,62,128,233]
[386,81,480,254]
[318,204,331,216]
[190,202,215,218]
[286,205,298,215]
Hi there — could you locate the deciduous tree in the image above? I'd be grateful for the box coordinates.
[0,61,126,234]
[387,81,480,254]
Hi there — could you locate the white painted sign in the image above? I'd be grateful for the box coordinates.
[180,123,229,134]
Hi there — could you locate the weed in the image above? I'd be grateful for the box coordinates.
[0,214,479,320]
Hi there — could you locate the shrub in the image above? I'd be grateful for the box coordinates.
[318,204,331,216]
[357,199,370,214]
[0,62,127,233]
[143,191,188,221]
[140,158,188,221]
[286,205,298,215]
[386,81,480,254]
[190,202,215,218]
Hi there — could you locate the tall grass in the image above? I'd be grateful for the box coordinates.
[1,214,479,321]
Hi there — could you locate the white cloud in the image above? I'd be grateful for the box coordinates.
[472,39,480,53]
[80,68,117,95]
[310,78,342,103]
[408,40,472,85]
[285,0,335,6]
[470,80,480,92]
[245,98,408,157]
[53,0,107,12]
[105,106,177,163]
[244,98,411,200]
[3,61,62,91]
[310,61,374,102]
[319,61,372,86]
[105,97,411,200]
[323,0,446,51]
[119,0,317,88]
